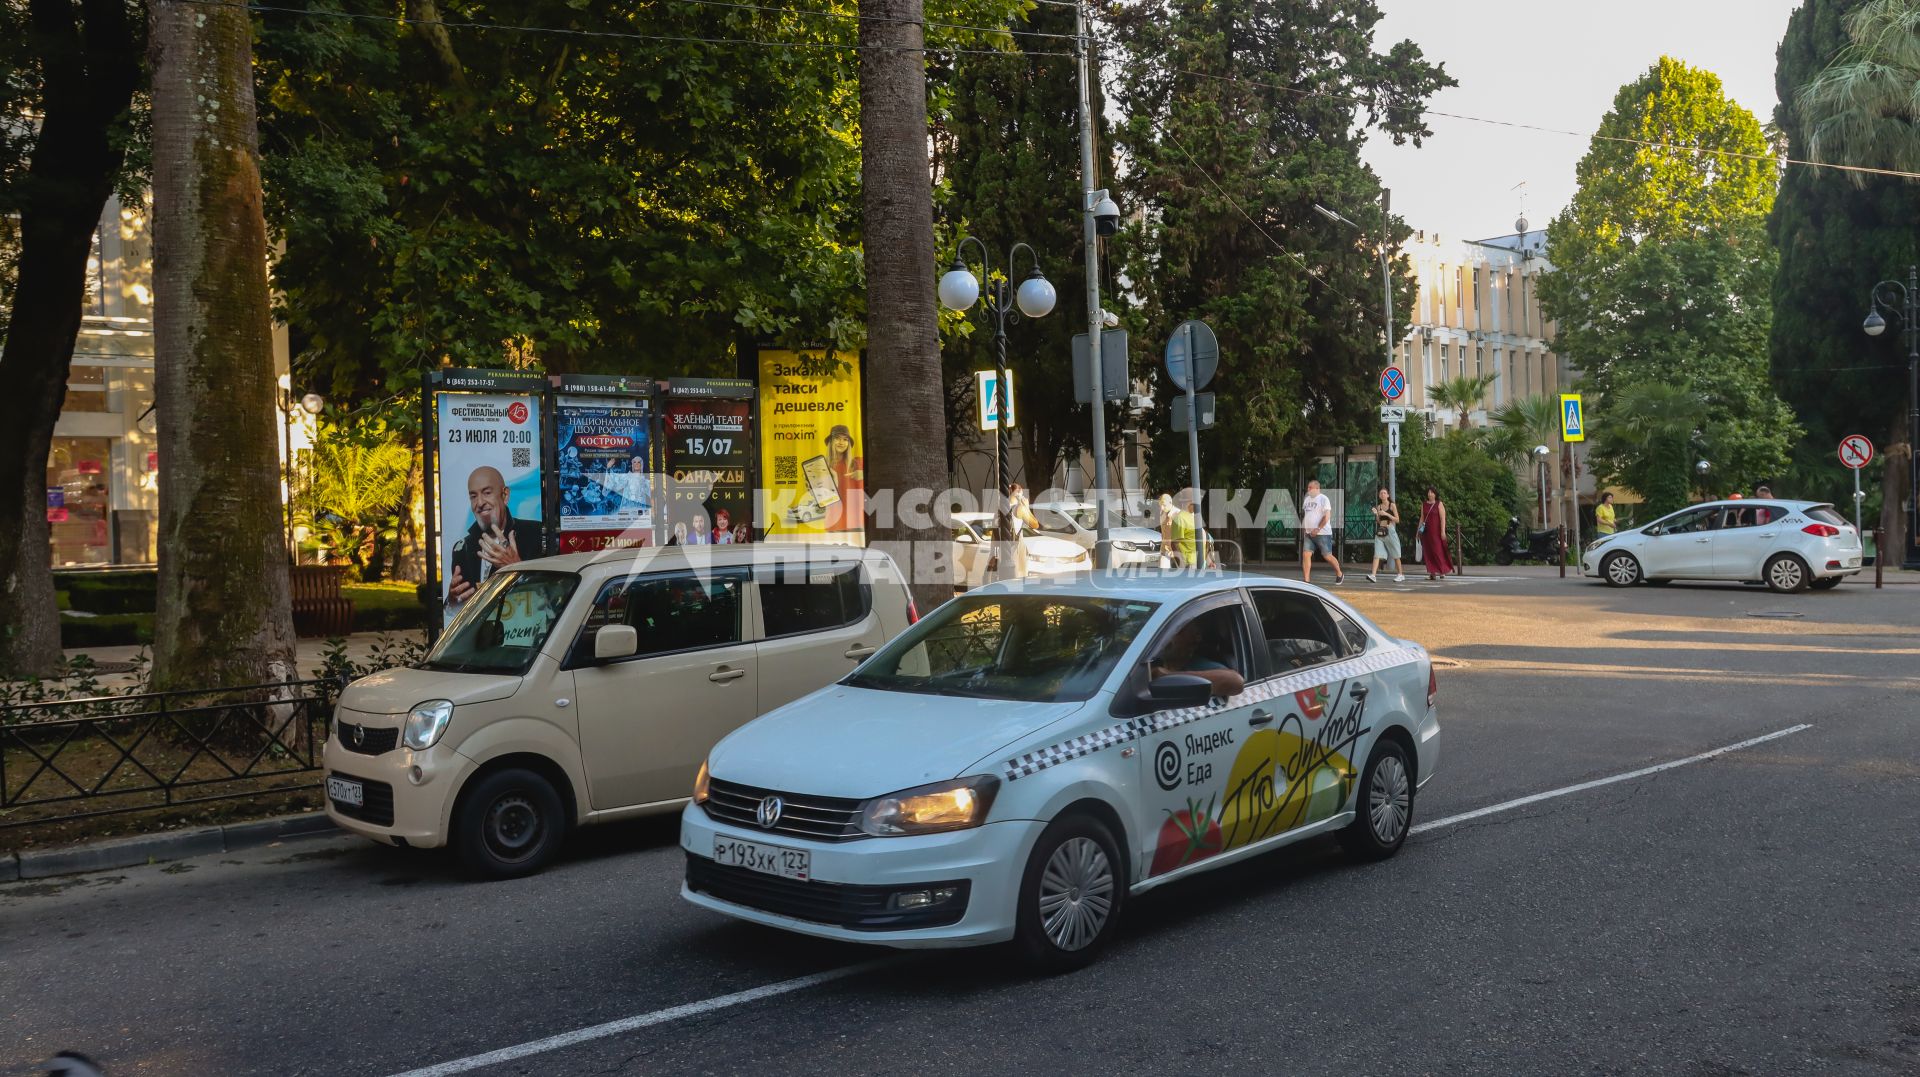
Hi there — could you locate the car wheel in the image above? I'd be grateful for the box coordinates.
[1338,738,1414,862]
[1809,576,1842,591]
[1764,554,1811,594]
[1601,551,1642,587]
[1014,813,1125,973]
[454,768,566,880]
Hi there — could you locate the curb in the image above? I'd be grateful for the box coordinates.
[6,812,342,881]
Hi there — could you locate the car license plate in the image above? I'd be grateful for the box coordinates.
[327,776,364,808]
[713,836,810,881]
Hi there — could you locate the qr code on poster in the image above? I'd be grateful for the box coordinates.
[774,456,798,482]
[512,447,531,469]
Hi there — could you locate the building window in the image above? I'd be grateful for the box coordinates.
[47,437,114,566]
[63,364,111,413]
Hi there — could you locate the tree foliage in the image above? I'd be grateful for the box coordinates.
[297,418,414,579]
[1109,0,1452,499]
[1773,0,1920,515]
[1394,424,1523,563]
[1539,57,1798,508]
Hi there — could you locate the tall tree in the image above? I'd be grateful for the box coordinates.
[937,3,1106,491]
[1539,57,1798,511]
[1784,0,1920,557]
[860,0,949,613]
[1111,0,1451,509]
[0,0,144,677]
[149,0,297,688]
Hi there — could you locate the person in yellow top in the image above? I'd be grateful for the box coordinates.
[1594,491,1617,537]
[1172,500,1199,568]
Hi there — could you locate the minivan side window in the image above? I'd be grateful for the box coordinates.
[759,564,872,638]
[576,570,746,662]
[1250,589,1341,672]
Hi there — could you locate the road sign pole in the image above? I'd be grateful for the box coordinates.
[1184,321,1203,546]
[1076,1,1112,569]
[1381,188,1396,504]
[1854,464,1863,538]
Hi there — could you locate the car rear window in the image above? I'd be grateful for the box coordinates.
[1805,506,1848,526]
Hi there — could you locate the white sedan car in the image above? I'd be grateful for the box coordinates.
[949,511,1091,589]
[1029,500,1168,567]
[1582,499,1863,593]
[680,573,1439,970]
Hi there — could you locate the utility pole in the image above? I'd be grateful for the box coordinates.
[1380,188,1396,503]
[1076,0,1112,568]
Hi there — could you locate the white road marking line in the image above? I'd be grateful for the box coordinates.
[389,723,1814,1075]
[1411,723,1814,835]
[386,959,893,1077]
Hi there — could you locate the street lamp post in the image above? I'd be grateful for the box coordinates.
[1861,265,1920,570]
[939,239,1056,501]
[1532,444,1551,527]
[1315,190,1397,500]
[281,387,324,564]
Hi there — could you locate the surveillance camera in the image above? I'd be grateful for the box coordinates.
[1092,190,1121,237]
[1100,308,1120,328]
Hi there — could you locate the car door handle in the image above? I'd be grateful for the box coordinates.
[1695,537,1712,543]
[1348,684,1369,700]
[1249,709,1273,727]
[708,667,746,683]
[844,644,877,660]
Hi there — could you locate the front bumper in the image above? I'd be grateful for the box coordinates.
[679,804,1037,948]
[322,726,474,848]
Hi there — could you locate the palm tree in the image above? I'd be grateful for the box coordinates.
[1491,394,1565,523]
[1427,374,1498,427]
[1600,382,1701,518]
[297,425,414,577]
[1797,0,1920,183]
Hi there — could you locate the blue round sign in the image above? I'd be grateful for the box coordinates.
[1380,367,1406,400]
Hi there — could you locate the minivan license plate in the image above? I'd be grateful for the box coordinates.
[714,837,810,881]
[327,776,364,808]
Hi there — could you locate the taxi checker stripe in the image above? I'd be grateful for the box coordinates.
[1002,646,1425,782]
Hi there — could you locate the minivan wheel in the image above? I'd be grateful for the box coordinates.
[1601,551,1642,587]
[1338,738,1414,862]
[454,768,565,880]
[1014,813,1125,973]
[1765,554,1811,594]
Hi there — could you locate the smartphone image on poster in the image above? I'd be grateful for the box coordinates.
[800,454,842,508]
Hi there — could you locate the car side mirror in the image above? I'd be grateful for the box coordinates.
[1148,673,1214,706]
[593,624,639,661]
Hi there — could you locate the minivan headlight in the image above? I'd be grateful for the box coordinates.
[693,759,711,804]
[858,775,1000,837]
[402,699,455,751]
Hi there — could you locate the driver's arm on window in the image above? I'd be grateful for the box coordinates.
[1149,656,1245,698]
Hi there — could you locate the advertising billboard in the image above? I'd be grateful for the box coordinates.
[436,389,544,624]
[757,349,863,542]
[664,379,754,545]
[554,396,653,553]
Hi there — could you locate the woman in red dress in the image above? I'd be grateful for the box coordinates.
[1419,485,1454,580]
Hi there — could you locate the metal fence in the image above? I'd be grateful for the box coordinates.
[1,681,336,830]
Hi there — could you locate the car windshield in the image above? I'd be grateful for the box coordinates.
[844,593,1158,702]
[422,570,579,675]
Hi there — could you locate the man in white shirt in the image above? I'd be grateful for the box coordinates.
[1299,479,1345,585]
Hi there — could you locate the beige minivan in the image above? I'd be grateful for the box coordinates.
[322,543,916,877]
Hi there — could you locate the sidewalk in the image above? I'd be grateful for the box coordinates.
[1241,559,1920,585]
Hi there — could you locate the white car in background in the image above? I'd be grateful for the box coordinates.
[1583,499,1863,593]
[1028,500,1168,567]
[949,511,1090,589]
[680,573,1438,970]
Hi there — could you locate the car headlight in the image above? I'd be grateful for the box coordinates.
[1585,538,1609,552]
[402,699,454,751]
[693,758,711,804]
[858,775,1000,837]
[1111,540,1139,552]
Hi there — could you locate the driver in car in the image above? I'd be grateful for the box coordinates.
[1149,617,1246,699]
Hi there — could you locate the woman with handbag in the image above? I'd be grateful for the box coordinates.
[1418,485,1455,580]
[1367,486,1405,583]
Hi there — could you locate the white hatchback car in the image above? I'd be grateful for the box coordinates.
[679,573,1439,969]
[1582,499,1863,593]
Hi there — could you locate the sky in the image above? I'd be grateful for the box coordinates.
[1362,0,1804,242]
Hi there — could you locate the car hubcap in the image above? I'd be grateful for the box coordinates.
[1037,837,1114,952]
[486,794,542,861]
[1607,557,1637,585]
[1771,560,1801,589]
[1369,755,1411,844]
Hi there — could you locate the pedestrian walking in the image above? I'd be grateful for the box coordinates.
[993,484,1030,581]
[1157,492,1178,569]
[1300,478,1345,585]
[1418,485,1454,580]
[1594,491,1617,537]
[1367,486,1405,583]
[1172,496,1201,570]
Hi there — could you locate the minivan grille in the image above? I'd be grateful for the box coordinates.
[336,720,399,756]
[703,778,864,842]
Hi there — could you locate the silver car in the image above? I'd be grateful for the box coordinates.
[1582,499,1864,593]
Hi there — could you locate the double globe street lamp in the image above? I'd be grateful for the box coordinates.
[1860,266,1920,569]
[939,238,1056,498]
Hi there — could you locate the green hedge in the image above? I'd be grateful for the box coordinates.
[60,612,154,648]
[67,576,158,615]
[58,581,429,649]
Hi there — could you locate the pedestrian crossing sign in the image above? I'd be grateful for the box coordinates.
[1560,393,1585,443]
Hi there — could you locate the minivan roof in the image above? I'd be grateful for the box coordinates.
[512,541,885,577]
